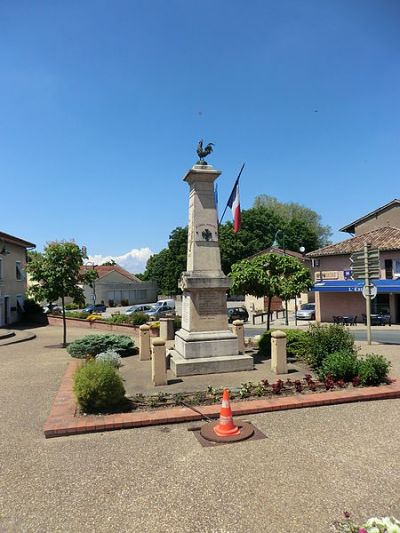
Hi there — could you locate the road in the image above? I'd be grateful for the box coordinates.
[244,324,400,344]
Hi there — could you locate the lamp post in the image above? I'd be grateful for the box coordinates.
[85,261,97,308]
[294,246,306,327]
[272,230,289,326]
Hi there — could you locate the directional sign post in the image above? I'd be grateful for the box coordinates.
[350,243,380,345]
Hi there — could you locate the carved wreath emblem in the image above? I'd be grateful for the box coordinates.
[202,229,212,242]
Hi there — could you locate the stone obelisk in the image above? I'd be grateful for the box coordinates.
[170,151,253,376]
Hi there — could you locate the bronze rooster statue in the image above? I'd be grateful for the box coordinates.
[196,140,214,165]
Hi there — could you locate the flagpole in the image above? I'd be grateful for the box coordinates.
[219,163,245,224]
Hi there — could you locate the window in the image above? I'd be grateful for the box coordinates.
[393,260,400,279]
[16,261,23,281]
[385,259,393,279]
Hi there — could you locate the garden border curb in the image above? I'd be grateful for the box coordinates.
[44,360,400,438]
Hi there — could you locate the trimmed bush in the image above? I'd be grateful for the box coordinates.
[74,361,126,413]
[65,303,80,310]
[285,329,309,358]
[257,329,308,359]
[257,330,272,358]
[106,312,148,326]
[95,349,122,368]
[65,311,90,319]
[67,334,134,359]
[358,354,391,386]
[304,324,355,369]
[318,350,360,382]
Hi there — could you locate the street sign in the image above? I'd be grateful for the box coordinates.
[362,283,377,300]
[350,245,380,280]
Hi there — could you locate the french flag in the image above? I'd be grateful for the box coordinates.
[227,177,241,233]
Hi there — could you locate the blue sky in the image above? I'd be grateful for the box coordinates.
[1,1,399,272]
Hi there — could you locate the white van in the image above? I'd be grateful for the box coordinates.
[155,299,175,310]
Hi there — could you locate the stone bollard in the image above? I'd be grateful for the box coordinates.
[232,320,245,354]
[159,318,175,341]
[271,330,288,374]
[139,324,151,361]
[152,338,167,386]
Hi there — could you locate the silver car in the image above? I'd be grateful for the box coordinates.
[125,304,154,316]
[296,303,316,320]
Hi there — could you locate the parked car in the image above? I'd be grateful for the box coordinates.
[296,303,316,320]
[155,299,176,310]
[227,307,249,323]
[146,305,176,321]
[125,304,154,315]
[42,303,63,314]
[83,303,107,313]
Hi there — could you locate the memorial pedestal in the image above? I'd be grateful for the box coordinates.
[170,164,253,376]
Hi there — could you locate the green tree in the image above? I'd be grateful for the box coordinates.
[253,195,332,248]
[142,227,188,294]
[230,253,312,329]
[26,241,97,347]
[142,198,329,294]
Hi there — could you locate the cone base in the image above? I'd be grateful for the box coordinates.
[200,421,255,443]
[213,423,241,437]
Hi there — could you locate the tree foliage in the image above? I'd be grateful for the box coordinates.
[142,196,328,295]
[230,253,312,329]
[253,195,332,248]
[26,241,97,346]
[142,227,187,295]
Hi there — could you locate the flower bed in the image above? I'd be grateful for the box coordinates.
[128,374,396,412]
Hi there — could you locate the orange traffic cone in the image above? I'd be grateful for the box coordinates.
[213,388,241,437]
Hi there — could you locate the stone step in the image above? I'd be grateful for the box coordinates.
[0,330,36,346]
[0,329,15,341]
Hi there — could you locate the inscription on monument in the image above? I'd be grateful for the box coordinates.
[198,292,222,316]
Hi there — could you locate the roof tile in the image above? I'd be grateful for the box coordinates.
[307,226,400,257]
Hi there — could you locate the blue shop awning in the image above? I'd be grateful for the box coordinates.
[312,279,400,293]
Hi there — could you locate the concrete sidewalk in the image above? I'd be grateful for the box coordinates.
[1,324,399,532]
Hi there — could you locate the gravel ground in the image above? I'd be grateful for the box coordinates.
[0,325,399,532]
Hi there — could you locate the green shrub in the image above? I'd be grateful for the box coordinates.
[65,303,80,310]
[257,329,308,359]
[257,330,272,358]
[106,314,129,325]
[67,334,134,358]
[74,361,126,413]
[106,312,148,326]
[319,350,360,382]
[129,312,148,326]
[65,311,90,319]
[304,324,355,369]
[358,354,391,386]
[285,329,309,358]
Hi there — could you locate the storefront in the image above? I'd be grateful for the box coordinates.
[312,280,400,323]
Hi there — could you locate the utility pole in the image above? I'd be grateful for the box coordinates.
[364,242,372,345]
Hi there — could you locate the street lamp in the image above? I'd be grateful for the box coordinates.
[272,230,289,325]
[85,261,97,307]
[272,229,285,252]
[294,246,306,327]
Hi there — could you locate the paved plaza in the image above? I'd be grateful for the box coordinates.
[0,324,399,532]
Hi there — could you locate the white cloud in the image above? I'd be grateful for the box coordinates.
[86,247,154,273]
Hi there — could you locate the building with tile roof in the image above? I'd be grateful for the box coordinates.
[0,231,36,326]
[307,223,400,324]
[340,198,400,235]
[80,264,157,307]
